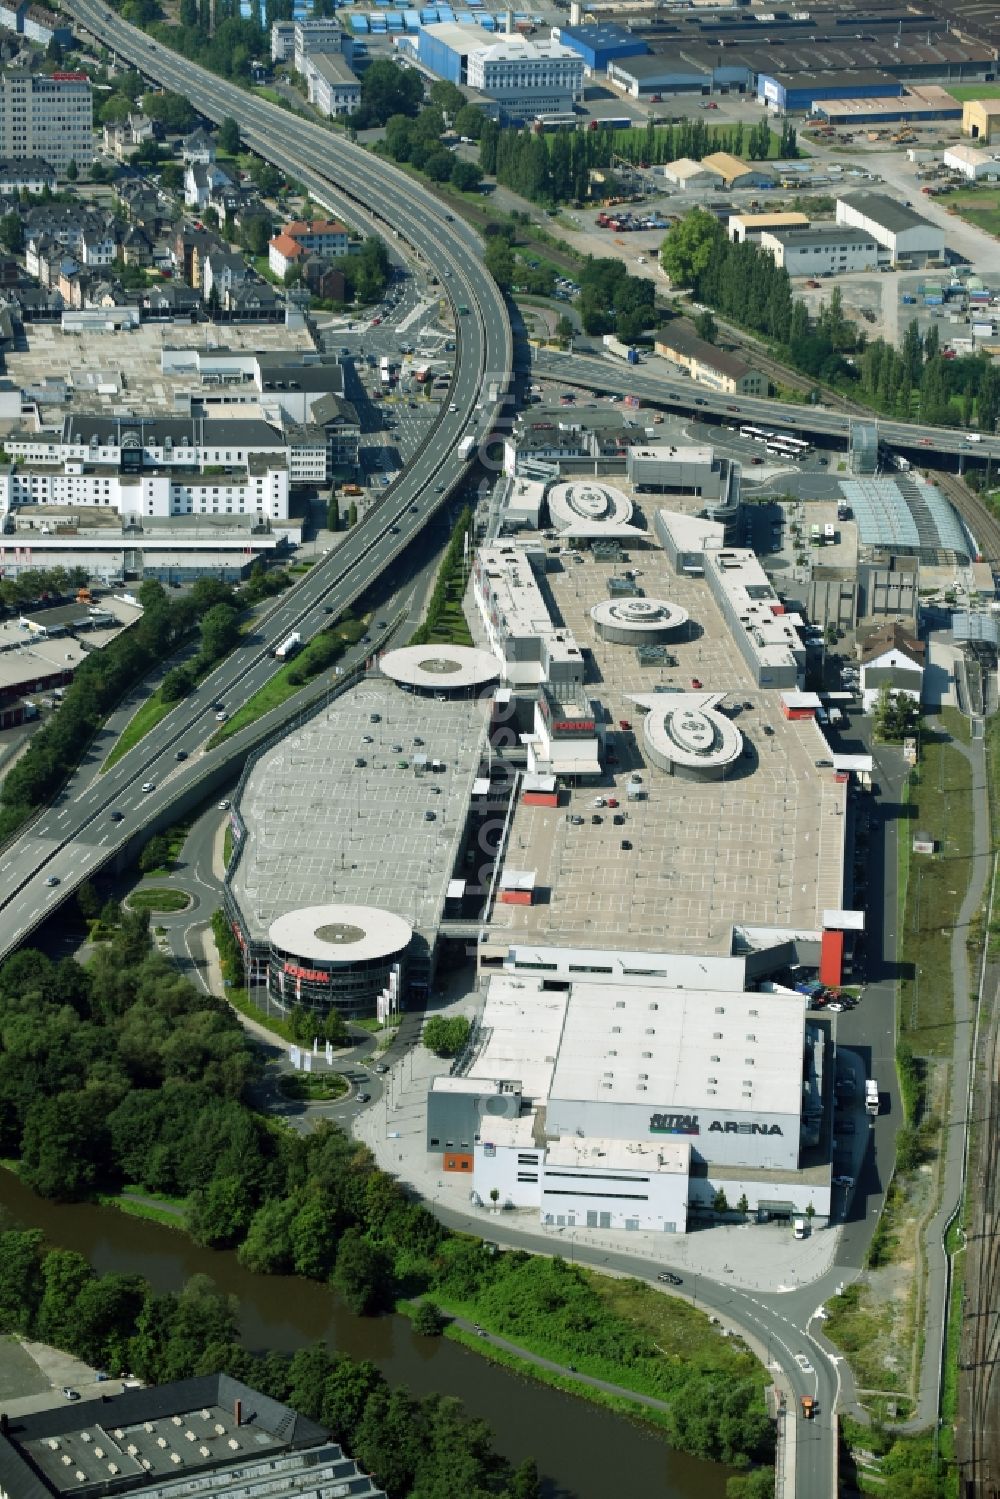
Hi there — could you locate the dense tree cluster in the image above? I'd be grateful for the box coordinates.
[0,1232,542,1499]
[576,256,657,342]
[479,118,792,207]
[354,59,425,128]
[872,684,920,743]
[857,321,1000,429]
[421,1015,470,1057]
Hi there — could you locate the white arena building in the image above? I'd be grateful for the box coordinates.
[631,691,743,779]
[427,972,831,1231]
[590,596,690,645]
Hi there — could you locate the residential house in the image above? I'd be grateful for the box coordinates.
[21,5,72,45]
[302,256,346,303]
[102,112,155,162]
[310,391,361,470]
[268,231,306,280]
[224,281,283,321]
[142,281,202,319]
[184,161,232,210]
[181,127,216,166]
[202,250,249,303]
[172,227,224,287]
[280,218,349,257]
[859,621,925,712]
[120,224,153,267]
[79,226,117,267]
[0,156,55,193]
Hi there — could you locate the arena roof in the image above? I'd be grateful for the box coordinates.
[548,979,805,1117]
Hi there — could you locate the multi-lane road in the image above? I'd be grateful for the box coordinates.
[532,348,1000,465]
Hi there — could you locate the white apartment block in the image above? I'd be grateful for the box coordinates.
[293,17,348,72]
[0,457,289,523]
[2,416,303,520]
[0,69,93,175]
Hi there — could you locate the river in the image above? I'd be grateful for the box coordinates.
[0,1173,731,1499]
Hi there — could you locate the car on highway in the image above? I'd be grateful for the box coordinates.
[218,800,230,811]
[794,1354,814,1373]
[215,711,228,721]
[141,782,155,793]
[656,1271,682,1285]
[175,749,188,761]
[357,1092,371,1103]
[45,875,60,887]
[110,810,124,822]
[375,1062,389,1074]
[832,1175,855,1188]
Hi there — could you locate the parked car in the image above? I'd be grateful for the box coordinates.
[657,1271,682,1285]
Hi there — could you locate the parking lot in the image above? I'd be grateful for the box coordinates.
[484,539,847,952]
[231,678,489,944]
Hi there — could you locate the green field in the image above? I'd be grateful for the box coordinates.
[947,84,1000,101]
[944,186,1000,237]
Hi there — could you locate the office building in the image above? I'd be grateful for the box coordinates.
[472,541,585,691]
[417,23,584,117]
[293,16,352,71]
[0,69,93,175]
[303,52,361,118]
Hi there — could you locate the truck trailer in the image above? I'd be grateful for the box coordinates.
[274,631,302,660]
[865,1079,879,1117]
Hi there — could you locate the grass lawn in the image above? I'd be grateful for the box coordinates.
[0,1336,49,1400]
[98,1187,187,1229]
[127,887,192,914]
[208,614,369,746]
[278,1071,348,1102]
[103,692,178,771]
[434,1268,767,1406]
[897,724,974,1056]
[943,187,1000,237]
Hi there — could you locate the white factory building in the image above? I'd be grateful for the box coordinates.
[468,36,585,114]
[472,540,586,692]
[835,192,945,267]
[427,968,832,1231]
[942,143,1000,181]
[759,225,883,276]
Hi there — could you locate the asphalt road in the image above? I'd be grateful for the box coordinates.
[531,348,1000,465]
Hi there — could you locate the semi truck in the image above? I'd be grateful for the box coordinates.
[458,435,476,460]
[865,1079,879,1116]
[273,631,302,660]
[602,334,639,364]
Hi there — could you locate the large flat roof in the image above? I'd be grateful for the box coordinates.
[546,979,805,1117]
[468,974,570,1099]
[837,191,936,235]
[230,677,487,946]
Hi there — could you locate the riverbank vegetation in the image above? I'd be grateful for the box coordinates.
[0,1229,541,1499]
[0,919,771,1471]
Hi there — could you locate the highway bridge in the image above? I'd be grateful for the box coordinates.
[532,348,1000,465]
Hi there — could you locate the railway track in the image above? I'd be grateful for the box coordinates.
[959,1001,1000,1498]
[931,469,1000,568]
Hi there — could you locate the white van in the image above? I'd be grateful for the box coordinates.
[793,1217,807,1239]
